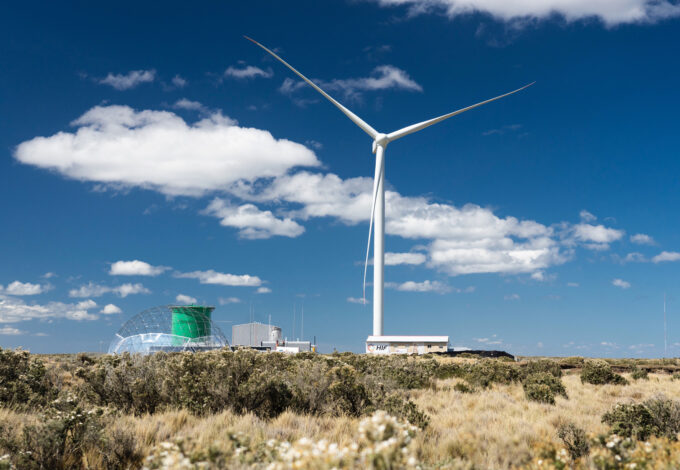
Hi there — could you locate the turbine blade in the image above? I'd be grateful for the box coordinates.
[245,36,378,139]
[363,150,384,304]
[386,82,534,142]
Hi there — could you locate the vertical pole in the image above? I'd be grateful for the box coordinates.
[664,293,667,357]
[373,145,385,337]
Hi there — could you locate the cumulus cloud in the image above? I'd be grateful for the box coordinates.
[171,75,187,88]
[384,252,427,265]
[68,282,150,298]
[99,70,156,90]
[173,98,207,112]
[110,260,169,276]
[256,287,272,294]
[280,65,422,102]
[0,326,24,335]
[219,297,241,305]
[630,233,655,245]
[0,295,99,323]
[14,105,320,197]
[579,210,597,222]
[612,278,631,289]
[225,64,273,79]
[202,199,304,239]
[347,296,370,304]
[386,280,451,293]
[175,294,197,305]
[0,281,50,296]
[570,223,624,250]
[371,0,680,26]
[652,251,680,263]
[175,270,262,287]
[100,304,122,314]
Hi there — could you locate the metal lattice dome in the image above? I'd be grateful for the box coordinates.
[108,305,229,354]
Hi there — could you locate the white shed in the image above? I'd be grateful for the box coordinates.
[366,335,449,355]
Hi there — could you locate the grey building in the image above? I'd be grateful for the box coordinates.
[232,321,312,352]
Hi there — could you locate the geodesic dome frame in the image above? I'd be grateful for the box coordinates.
[108,305,230,354]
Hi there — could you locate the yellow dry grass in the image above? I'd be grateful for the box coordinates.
[65,371,677,469]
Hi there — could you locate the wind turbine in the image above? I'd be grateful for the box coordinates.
[246,36,533,337]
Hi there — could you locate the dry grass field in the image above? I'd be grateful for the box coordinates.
[1,349,680,469]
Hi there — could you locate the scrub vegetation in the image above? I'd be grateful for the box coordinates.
[1,347,680,469]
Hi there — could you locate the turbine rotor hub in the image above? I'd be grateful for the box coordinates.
[372,133,389,153]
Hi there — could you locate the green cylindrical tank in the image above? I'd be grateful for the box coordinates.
[171,305,214,341]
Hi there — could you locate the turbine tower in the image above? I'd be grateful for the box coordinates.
[246,37,533,337]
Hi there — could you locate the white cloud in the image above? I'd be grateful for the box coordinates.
[256,287,272,294]
[572,223,624,244]
[100,304,122,314]
[579,210,597,222]
[14,105,320,197]
[110,260,169,276]
[171,75,187,88]
[219,297,241,305]
[0,326,24,335]
[175,270,262,287]
[567,282,579,287]
[630,233,655,245]
[652,251,680,263]
[280,65,422,102]
[202,199,304,239]
[623,252,647,263]
[347,297,370,304]
[601,341,618,348]
[0,281,50,296]
[386,280,451,293]
[225,64,273,79]
[504,293,520,300]
[372,0,680,26]
[176,294,197,305]
[42,272,56,279]
[531,271,556,281]
[384,252,427,265]
[612,278,631,289]
[173,98,206,112]
[68,282,150,298]
[99,70,156,90]
[0,295,99,323]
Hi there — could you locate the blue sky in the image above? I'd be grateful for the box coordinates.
[2,0,680,355]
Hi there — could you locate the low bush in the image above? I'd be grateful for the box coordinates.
[581,359,629,385]
[643,395,680,440]
[453,382,475,394]
[523,359,562,378]
[523,372,567,404]
[557,422,590,460]
[461,359,521,388]
[0,347,55,408]
[671,372,680,381]
[602,403,660,440]
[631,366,649,381]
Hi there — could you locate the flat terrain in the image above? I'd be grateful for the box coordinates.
[1,350,679,469]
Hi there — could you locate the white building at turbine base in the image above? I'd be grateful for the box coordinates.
[366,336,449,355]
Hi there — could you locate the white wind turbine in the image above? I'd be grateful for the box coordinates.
[246,36,533,337]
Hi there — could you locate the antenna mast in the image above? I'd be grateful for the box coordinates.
[301,303,304,341]
[664,293,668,358]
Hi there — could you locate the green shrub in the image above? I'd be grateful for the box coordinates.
[453,382,475,393]
[523,359,562,378]
[602,403,659,440]
[523,372,567,404]
[631,367,649,381]
[581,360,629,385]
[0,347,55,408]
[643,396,680,440]
[524,383,555,404]
[379,394,430,429]
[557,422,590,460]
[462,359,521,388]
[671,372,680,381]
